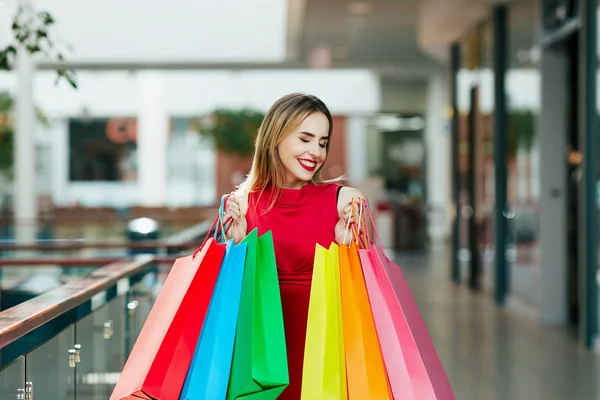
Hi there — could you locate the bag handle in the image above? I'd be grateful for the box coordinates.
[342,197,369,249]
[362,201,387,255]
[218,194,231,243]
[193,194,231,258]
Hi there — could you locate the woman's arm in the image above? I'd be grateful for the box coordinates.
[335,186,368,245]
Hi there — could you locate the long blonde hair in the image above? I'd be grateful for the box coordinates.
[237,93,338,210]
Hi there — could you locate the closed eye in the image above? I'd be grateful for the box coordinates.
[299,133,328,148]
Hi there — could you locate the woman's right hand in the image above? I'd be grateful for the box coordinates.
[223,193,247,244]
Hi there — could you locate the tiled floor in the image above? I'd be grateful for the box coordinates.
[398,245,600,400]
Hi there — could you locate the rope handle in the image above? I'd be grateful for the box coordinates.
[362,201,386,254]
[192,194,232,258]
[342,197,369,248]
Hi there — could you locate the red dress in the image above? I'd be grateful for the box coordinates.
[245,183,341,399]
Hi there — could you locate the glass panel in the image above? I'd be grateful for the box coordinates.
[75,294,129,398]
[125,273,159,356]
[507,0,540,310]
[75,272,158,397]
[25,325,75,399]
[0,357,24,399]
[105,295,127,394]
[477,18,495,293]
[457,18,494,289]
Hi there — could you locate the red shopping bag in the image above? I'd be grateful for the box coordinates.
[110,235,226,400]
[358,202,455,400]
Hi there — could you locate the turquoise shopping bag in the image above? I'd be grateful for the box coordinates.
[179,239,248,399]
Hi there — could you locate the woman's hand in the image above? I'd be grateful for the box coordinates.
[222,193,247,244]
[335,187,368,246]
[334,203,356,246]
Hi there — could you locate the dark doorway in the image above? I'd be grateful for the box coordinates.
[565,31,580,332]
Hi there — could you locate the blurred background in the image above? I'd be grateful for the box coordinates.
[1,0,600,398]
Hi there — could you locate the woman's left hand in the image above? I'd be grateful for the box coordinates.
[335,187,367,246]
[334,203,355,246]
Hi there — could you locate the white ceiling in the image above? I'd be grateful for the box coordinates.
[34,0,288,63]
[24,0,536,77]
[297,0,537,72]
[298,0,441,76]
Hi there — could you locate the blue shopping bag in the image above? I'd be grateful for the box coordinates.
[179,238,248,399]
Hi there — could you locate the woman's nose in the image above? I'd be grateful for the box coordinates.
[308,142,320,156]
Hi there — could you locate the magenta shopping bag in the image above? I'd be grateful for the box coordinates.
[359,203,455,400]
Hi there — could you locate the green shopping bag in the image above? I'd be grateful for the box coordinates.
[226,229,289,399]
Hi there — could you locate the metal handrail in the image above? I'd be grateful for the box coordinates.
[0,220,214,252]
[0,240,202,252]
[0,255,154,349]
[0,255,180,266]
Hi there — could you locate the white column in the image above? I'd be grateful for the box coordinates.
[345,115,368,183]
[425,73,450,240]
[136,71,168,207]
[14,0,37,244]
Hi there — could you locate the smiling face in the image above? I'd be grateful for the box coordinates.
[239,93,334,195]
[276,112,330,189]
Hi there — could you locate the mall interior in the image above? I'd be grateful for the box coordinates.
[1,0,600,398]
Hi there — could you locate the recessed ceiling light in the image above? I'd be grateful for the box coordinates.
[347,2,372,15]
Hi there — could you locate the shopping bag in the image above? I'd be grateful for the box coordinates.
[340,242,392,399]
[360,246,417,400]
[226,229,289,399]
[359,202,455,400]
[110,236,226,400]
[180,239,248,399]
[301,243,347,400]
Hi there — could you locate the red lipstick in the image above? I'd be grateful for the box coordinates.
[298,158,317,172]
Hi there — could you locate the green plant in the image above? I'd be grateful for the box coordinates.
[0,6,76,88]
[0,91,50,177]
[508,109,535,157]
[0,93,14,174]
[192,109,265,156]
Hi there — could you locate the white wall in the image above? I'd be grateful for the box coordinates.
[0,69,380,208]
[32,0,287,63]
[457,68,541,113]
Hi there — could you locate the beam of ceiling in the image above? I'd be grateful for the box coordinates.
[36,60,443,79]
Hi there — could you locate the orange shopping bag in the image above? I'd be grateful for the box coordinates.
[340,240,392,399]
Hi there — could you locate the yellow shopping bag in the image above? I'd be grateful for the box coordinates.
[301,243,347,400]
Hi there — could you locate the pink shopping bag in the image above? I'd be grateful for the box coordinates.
[359,203,455,400]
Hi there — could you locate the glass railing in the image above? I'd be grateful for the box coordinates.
[0,220,211,399]
[0,270,158,398]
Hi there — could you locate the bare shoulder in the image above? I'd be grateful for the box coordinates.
[336,186,367,216]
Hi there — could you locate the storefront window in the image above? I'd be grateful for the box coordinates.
[455,18,495,291]
[506,0,540,309]
[69,117,138,182]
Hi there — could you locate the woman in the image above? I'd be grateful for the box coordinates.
[223,93,366,399]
